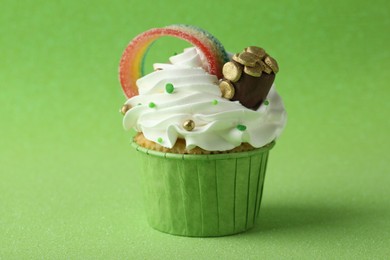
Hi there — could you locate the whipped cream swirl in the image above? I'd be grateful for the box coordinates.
[123,47,287,151]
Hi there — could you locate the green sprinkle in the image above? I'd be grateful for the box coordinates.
[165,83,174,94]
[237,124,247,131]
[157,137,163,143]
[149,102,156,108]
[173,52,178,56]
[263,100,269,106]
[137,103,142,106]
[212,99,218,105]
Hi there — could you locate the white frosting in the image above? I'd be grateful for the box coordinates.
[123,47,287,151]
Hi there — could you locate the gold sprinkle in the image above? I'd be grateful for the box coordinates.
[120,104,132,115]
[222,62,242,82]
[245,46,266,59]
[219,80,235,99]
[183,120,195,131]
[264,55,279,74]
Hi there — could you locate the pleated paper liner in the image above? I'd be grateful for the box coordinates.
[131,141,275,237]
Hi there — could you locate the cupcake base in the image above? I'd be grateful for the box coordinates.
[132,141,275,237]
[134,132,256,154]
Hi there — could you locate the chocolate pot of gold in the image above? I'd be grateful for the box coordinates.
[219,46,279,110]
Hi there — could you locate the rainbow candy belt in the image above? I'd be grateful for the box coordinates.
[119,24,229,98]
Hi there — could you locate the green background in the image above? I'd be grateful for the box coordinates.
[1,0,389,259]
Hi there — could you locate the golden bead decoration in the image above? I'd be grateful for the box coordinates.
[120,104,132,115]
[183,119,195,131]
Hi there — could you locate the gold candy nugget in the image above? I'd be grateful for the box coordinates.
[219,80,235,99]
[236,52,259,67]
[258,60,273,74]
[245,46,266,59]
[244,63,263,77]
[222,61,242,82]
[264,56,279,74]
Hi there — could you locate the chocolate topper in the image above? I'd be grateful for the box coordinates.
[219,46,279,110]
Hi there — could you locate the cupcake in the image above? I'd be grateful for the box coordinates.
[119,25,286,237]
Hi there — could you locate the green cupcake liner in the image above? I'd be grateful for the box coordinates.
[131,141,275,237]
